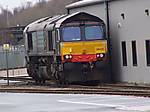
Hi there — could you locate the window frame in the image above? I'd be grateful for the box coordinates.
[131,41,138,66]
[121,41,128,66]
[145,40,150,66]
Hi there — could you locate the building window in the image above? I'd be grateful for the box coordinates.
[121,41,127,66]
[145,40,150,66]
[131,41,137,66]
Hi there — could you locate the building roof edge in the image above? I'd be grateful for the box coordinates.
[66,0,111,9]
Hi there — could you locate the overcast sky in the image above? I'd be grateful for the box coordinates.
[0,0,48,12]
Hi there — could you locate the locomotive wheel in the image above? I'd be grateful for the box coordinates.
[58,72,65,85]
[26,64,33,78]
[54,71,67,86]
[27,64,39,81]
[46,64,54,80]
[27,65,44,85]
[35,79,46,85]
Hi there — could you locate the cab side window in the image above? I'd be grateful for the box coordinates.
[48,31,53,51]
[27,33,33,50]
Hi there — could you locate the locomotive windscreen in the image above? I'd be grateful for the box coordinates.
[62,27,81,41]
[62,25,104,42]
[85,26,103,40]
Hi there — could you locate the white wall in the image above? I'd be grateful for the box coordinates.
[69,0,150,83]
[109,0,150,83]
[69,4,106,23]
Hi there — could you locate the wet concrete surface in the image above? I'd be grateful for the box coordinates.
[0,93,150,112]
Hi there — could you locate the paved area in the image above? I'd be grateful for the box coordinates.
[0,93,150,112]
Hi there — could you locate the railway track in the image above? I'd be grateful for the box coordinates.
[0,86,150,97]
[0,85,150,97]
[1,76,150,97]
[103,83,150,90]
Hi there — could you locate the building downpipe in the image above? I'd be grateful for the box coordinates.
[105,1,110,38]
[104,0,113,82]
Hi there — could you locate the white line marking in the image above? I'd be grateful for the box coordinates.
[118,105,150,111]
[58,100,150,111]
[58,100,125,108]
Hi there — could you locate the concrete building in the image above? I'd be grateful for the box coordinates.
[66,0,150,83]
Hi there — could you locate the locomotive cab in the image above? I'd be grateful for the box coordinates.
[60,14,107,63]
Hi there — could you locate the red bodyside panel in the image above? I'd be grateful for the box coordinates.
[62,54,97,63]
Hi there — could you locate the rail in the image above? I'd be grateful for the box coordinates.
[0,78,150,97]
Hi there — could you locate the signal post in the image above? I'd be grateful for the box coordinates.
[3,44,10,86]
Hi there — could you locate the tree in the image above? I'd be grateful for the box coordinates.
[38,0,47,8]
[26,1,32,8]
[0,0,82,27]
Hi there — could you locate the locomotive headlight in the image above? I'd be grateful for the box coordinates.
[65,55,69,59]
[100,53,104,58]
[64,54,72,60]
[69,55,72,59]
[96,53,105,58]
[96,54,100,58]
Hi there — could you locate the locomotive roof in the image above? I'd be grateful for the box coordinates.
[24,12,103,32]
[24,14,67,32]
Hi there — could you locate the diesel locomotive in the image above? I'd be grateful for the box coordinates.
[24,12,111,84]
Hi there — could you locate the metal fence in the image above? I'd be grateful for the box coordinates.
[0,45,26,70]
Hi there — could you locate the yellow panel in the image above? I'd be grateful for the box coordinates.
[61,40,108,55]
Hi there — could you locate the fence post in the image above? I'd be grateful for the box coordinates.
[6,50,9,85]
[3,44,10,86]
